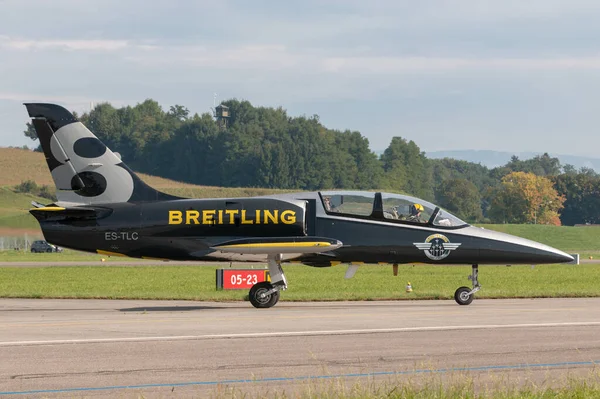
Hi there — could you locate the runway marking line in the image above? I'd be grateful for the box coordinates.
[0,306,587,329]
[1,321,599,347]
[0,310,486,328]
[0,359,598,396]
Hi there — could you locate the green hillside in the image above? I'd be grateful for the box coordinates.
[0,187,49,230]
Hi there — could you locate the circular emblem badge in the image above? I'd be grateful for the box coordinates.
[414,234,461,261]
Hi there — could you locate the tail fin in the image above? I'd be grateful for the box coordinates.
[25,103,180,205]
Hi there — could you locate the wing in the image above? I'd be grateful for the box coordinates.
[211,236,343,254]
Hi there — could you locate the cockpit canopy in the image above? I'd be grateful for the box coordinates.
[320,191,468,228]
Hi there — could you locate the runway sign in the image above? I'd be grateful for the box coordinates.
[216,269,270,290]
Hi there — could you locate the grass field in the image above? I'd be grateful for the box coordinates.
[211,371,600,399]
[0,262,596,301]
[0,249,122,262]
[214,372,600,399]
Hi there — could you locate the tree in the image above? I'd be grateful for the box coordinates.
[430,158,494,216]
[503,153,561,176]
[488,172,565,225]
[553,173,600,225]
[563,164,577,175]
[167,105,190,122]
[23,122,42,152]
[436,178,483,222]
[23,122,38,141]
[380,137,432,199]
[380,137,408,193]
[579,167,598,177]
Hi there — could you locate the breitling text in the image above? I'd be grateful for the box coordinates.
[168,209,297,225]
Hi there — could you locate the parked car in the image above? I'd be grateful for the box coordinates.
[31,240,62,253]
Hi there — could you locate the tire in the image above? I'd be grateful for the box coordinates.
[249,282,280,309]
[31,249,37,253]
[454,286,474,305]
[46,248,52,253]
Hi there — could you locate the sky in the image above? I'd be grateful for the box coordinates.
[1,0,600,156]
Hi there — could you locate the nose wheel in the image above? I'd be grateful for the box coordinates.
[249,281,280,308]
[248,253,287,309]
[454,264,480,305]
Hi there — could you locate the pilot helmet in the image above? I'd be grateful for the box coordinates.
[410,203,424,215]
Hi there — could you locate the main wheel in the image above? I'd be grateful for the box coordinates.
[249,282,280,309]
[454,286,474,305]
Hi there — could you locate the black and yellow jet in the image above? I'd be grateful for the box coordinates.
[25,103,574,308]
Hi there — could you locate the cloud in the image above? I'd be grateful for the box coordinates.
[3,1,600,157]
[0,92,127,114]
[321,56,600,73]
[0,36,129,52]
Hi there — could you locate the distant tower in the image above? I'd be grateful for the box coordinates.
[214,104,230,129]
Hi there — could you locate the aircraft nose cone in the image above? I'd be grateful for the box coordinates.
[464,226,575,264]
[530,248,574,264]
[546,250,574,264]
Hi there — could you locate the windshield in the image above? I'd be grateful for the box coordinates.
[381,193,467,227]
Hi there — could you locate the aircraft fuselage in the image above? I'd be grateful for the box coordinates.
[33,193,573,266]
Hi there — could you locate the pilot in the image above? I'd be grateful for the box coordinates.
[407,203,425,223]
[323,196,334,212]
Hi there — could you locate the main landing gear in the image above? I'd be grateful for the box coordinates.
[454,264,481,306]
[249,253,287,309]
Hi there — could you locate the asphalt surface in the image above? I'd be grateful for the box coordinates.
[1,298,600,398]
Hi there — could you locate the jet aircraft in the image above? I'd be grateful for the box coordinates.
[24,103,574,308]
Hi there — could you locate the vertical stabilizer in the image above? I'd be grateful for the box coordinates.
[25,103,180,205]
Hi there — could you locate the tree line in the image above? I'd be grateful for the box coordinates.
[23,99,600,226]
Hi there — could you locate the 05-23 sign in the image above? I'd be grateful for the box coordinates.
[217,269,269,290]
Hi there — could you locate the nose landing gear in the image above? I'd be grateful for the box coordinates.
[454,264,480,305]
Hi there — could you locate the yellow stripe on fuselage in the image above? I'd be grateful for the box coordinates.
[30,206,66,212]
[216,241,333,249]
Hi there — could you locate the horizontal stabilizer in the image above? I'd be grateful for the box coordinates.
[211,237,342,254]
[30,201,46,209]
[29,205,112,222]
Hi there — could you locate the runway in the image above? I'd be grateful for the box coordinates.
[1,298,600,397]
